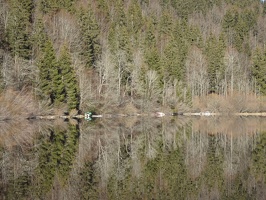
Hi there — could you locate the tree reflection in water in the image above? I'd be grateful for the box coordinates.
[0,117,266,199]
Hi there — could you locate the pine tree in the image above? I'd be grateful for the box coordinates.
[7,0,33,59]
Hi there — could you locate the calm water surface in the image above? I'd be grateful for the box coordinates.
[0,116,266,200]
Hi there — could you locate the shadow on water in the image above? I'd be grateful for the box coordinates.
[0,116,266,199]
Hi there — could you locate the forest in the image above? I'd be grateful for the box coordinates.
[1,0,266,116]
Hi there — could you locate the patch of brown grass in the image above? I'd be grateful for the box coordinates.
[192,93,266,113]
[0,89,41,119]
[0,120,50,149]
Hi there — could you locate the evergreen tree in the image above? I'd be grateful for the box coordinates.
[58,45,80,110]
[172,20,189,63]
[202,135,225,192]
[78,7,101,68]
[127,0,143,36]
[115,0,126,27]
[37,39,57,103]
[7,0,33,59]
[144,20,161,72]
[40,0,76,13]
[170,0,193,19]
[52,60,65,105]
[205,34,226,93]
[222,8,239,31]
[58,0,75,12]
[160,20,190,82]
[7,174,32,200]
[57,124,79,183]
[40,0,58,13]
[251,131,266,183]
[264,2,266,15]
[251,48,266,95]
[234,9,257,52]
[159,10,174,37]
[36,125,79,196]
[162,39,184,81]
[187,25,204,48]
[32,17,47,58]
[109,0,131,56]
[225,0,256,8]
[0,14,4,90]
[96,0,110,23]
[79,161,100,199]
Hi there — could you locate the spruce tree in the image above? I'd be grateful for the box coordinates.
[58,0,75,12]
[162,38,184,81]
[222,8,239,31]
[58,45,79,110]
[40,0,76,13]
[40,0,58,13]
[96,0,110,25]
[251,131,266,182]
[36,125,79,196]
[115,0,126,27]
[173,20,189,62]
[144,20,161,72]
[159,10,174,37]
[52,60,65,105]
[78,7,101,68]
[37,39,57,103]
[251,48,266,95]
[7,0,33,59]
[32,17,47,58]
[205,34,226,93]
[127,0,143,36]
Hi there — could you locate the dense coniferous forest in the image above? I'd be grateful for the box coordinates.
[1,0,266,114]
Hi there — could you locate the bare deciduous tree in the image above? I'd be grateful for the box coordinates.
[186,46,209,97]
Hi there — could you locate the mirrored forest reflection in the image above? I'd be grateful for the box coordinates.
[0,117,266,200]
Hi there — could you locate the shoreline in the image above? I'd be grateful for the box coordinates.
[22,112,266,120]
[2,111,266,121]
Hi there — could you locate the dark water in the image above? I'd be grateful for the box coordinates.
[0,116,266,200]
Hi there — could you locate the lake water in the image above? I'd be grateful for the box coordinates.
[0,116,266,200]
